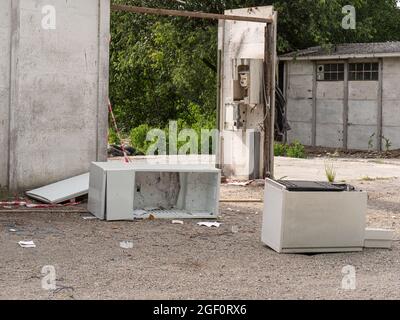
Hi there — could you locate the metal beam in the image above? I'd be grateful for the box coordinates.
[111,4,273,24]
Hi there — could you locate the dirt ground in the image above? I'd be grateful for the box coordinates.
[1,159,400,300]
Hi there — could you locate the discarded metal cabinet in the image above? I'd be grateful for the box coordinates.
[88,162,221,220]
[261,179,368,253]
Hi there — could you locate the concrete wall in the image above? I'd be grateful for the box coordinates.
[1,0,109,190]
[347,80,378,150]
[0,1,11,188]
[286,58,400,151]
[315,81,344,148]
[382,57,400,149]
[286,60,313,145]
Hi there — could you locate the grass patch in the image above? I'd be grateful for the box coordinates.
[325,162,336,183]
[275,140,306,159]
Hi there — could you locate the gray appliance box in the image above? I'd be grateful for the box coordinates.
[88,162,221,220]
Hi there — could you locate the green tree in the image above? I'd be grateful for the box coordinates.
[110,0,400,136]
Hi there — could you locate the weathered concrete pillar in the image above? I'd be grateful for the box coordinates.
[0,1,11,189]
[0,0,110,190]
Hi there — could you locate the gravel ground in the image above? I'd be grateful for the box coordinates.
[1,174,399,300]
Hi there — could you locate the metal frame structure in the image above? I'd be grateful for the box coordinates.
[111,4,276,178]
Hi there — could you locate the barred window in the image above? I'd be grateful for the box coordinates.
[349,63,379,81]
[316,63,345,81]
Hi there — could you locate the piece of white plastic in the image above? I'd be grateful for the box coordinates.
[119,241,134,249]
[197,222,221,228]
[18,241,36,248]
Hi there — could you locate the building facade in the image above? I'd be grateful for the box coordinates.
[280,42,400,151]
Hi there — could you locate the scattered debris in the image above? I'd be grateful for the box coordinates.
[220,199,263,203]
[53,285,75,294]
[18,241,36,248]
[172,220,184,225]
[0,201,27,207]
[25,202,81,209]
[231,226,239,233]
[132,209,148,216]
[226,180,254,186]
[1,200,81,210]
[9,229,17,232]
[120,241,134,249]
[82,215,98,220]
[197,222,221,228]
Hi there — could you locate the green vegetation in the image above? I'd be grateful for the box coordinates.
[381,135,392,152]
[286,141,306,158]
[274,141,306,158]
[274,143,287,157]
[110,0,400,141]
[108,128,121,145]
[325,162,337,182]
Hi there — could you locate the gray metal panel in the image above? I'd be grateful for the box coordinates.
[26,173,89,204]
[106,169,135,221]
[87,163,107,219]
[88,162,221,220]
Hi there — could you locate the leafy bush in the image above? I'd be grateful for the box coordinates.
[274,143,287,156]
[108,128,120,145]
[286,140,306,159]
[129,115,218,156]
[129,124,154,155]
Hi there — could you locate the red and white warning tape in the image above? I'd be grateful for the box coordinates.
[108,99,131,163]
[0,201,81,209]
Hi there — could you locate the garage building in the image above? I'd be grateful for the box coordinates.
[280,42,400,151]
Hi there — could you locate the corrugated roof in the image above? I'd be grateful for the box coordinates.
[280,42,400,60]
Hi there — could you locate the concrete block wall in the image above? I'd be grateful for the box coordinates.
[286,58,400,151]
[347,80,378,150]
[316,81,344,148]
[0,0,110,190]
[382,57,400,149]
[286,60,313,145]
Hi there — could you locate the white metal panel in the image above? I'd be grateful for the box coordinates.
[88,162,220,220]
[106,169,135,221]
[282,191,366,250]
[261,179,285,252]
[261,179,367,253]
[26,173,89,204]
[87,163,107,219]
